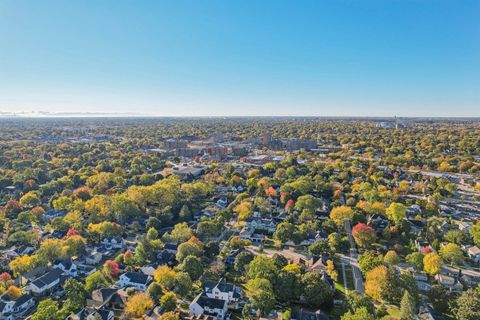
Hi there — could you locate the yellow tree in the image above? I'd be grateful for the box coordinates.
[325,260,338,281]
[330,206,354,225]
[365,265,388,301]
[154,265,177,290]
[125,292,153,318]
[423,253,443,276]
[160,312,180,320]
[235,201,254,220]
[386,202,406,224]
[9,254,39,277]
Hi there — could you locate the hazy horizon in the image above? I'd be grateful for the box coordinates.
[1,1,479,117]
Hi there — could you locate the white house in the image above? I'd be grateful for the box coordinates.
[117,272,151,291]
[466,246,480,264]
[204,279,242,304]
[25,268,64,295]
[100,237,125,250]
[189,293,228,320]
[456,221,473,232]
[216,198,228,208]
[0,294,35,320]
[53,258,77,277]
[86,251,103,265]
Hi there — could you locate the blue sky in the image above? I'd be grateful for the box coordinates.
[0,0,479,116]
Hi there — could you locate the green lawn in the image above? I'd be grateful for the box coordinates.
[382,305,401,320]
[337,264,355,292]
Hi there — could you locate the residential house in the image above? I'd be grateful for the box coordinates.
[216,197,228,208]
[19,266,49,286]
[225,249,242,267]
[100,237,125,250]
[456,221,473,232]
[86,309,114,320]
[117,272,151,291]
[291,308,329,320]
[0,293,35,320]
[85,251,103,266]
[164,243,178,254]
[189,293,228,320]
[309,256,328,273]
[53,258,78,277]
[413,271,431,292]
[87,287,128,318]
[68,307,115,320]
[25,268,64,295]
[435,274,463,292]
[204,279,242,307]
[415,304,437,320]
[466,246,480,264]
[157,250,176,266]
[415,238,434,253]
[367,214,390,233]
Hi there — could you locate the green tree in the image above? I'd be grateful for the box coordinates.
[273,222,296,243]
[85,270,109,293]
[301,272,333,308]
[346,292,375,314]
[62,278,87,312]
[439,243,464,265]
[384,250,400,265]
[274,268,302,302]
[245,278,276,314]
[234,251,255,272]
[341,307,375,320]
[179,204,192,221]
[174,272,192,296]
[444,229,468,245]
[294,195,321,212]
[247,255,278,282]
[400,291,416,320]
[176,255,203,280]
[308,239,332,256]
[160,292,177,311]
[176,241,203,262]
[170,222,193,243]
[386,202,406,224]
[470,222,480,246]
[405,252,423,270]
[358,252,383,274]
[451,288,480,320]
[428,285,450,314]
[32,298,62,320]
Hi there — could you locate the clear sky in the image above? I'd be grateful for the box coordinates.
[0,0,479,117]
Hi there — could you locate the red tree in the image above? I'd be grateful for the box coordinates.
[265,186,277,197]
[65,227,79,238]
[422,246,432,255]
[103,260,120,279]
[352,223,377,248]
[280,192,289,204]
[285,199,295,212]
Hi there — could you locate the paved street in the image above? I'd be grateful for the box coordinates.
[343,219,365,294]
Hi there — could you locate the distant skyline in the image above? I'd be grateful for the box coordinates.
[0,1,479,117]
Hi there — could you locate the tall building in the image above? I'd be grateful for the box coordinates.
[261,132,272,145]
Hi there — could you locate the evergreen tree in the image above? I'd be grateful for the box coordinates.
[400,291,416,320]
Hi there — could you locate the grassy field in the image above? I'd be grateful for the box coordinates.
[337,263,356,293]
